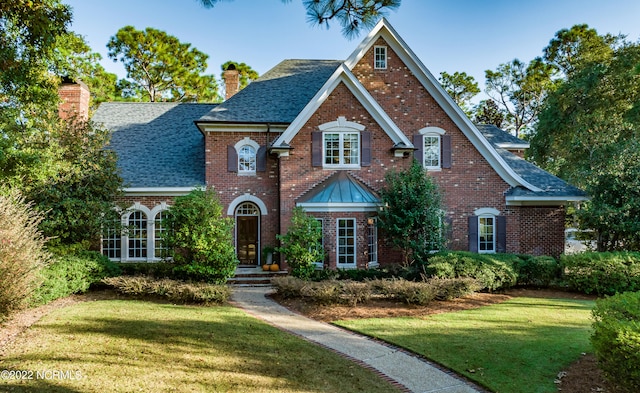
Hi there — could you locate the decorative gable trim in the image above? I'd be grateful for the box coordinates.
[271,64,412,149]
[345,18,542,192]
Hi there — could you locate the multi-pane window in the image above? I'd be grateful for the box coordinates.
[128,211,147,259]
[337,218,356,266]
[374,46,387,69]
[367,217,378,266]
[423,135,441,169]
[102,219,121,259]
[324,132,359,167]
[238,145,256,173]
[154,211,169,259]
[479,216,495,253]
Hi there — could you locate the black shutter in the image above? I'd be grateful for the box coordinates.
[361,131,371,167]
[468,216,478,252]
[312,131,322,167]
[227,145,237,172]
[496,216,507,253]
[442,134,452,169]
[256,146,267,172]
[413,134,423,165]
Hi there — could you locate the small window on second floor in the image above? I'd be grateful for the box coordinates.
[374,46,387,69]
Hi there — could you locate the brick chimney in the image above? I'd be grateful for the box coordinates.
[222,63,240,100]
[58,77,90,121]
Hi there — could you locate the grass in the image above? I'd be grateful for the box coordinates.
[0,300,401,393]
[335,297,595,393]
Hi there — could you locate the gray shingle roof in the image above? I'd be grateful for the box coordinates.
[476,124,529,147]
[92,102,216,188]
[197,59,343,124]
[475,125,586,198]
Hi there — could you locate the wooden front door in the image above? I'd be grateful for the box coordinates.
[236,203,260,265]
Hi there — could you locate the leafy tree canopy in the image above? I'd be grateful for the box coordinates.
[378,160,445,265]
[530,40,640,251]
[473,99,504,128]
[439,71,480,116]
[484,58,557,138]
[107,26,220,102]
[197,0,401,38]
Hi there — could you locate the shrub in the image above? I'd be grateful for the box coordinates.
[370,278,437,305]
[429,277,482,300]
[163,189,238,284]
[300,280,342,305]
[102,276,230,304]
[426,251,518,291]
[118,262,177,278]
[276,207,324,280]
[271,276,306,299]
[514,255,561,287]
[0,190,51,318]
[591,291,640,392]
[561,252,640,295]
[32,250,121,306]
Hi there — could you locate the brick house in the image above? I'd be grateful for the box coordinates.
[87,19,586,268]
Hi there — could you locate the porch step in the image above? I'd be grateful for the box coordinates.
[227,266,288,286]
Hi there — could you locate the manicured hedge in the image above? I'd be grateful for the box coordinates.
[425,252,519,291]
[591,291,640,392]
[102,276,231,304]
[561,252,640,295]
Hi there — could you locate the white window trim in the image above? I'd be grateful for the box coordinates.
[419,127,446,171]
[318,118,365,170]
[105,202,171,262]
[374,45,387,70]
[367,217,378,268]
[234,137,260,175]
[336,218,357,269]
[322,132,361,168]
[477,214,497,254]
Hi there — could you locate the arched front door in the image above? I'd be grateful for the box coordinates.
[235,202,260,266]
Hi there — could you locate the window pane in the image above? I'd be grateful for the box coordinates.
[337,219,356,265]
[128,211,147,258]
[479,216,494,252]
[375,46,387,69]
[324,133,340,165]
[368,217,378,265]
[343,133,359,165]
[424,136,440,168]
[154,211,169,259]
[102,218,121,259]
[238,145,256,172]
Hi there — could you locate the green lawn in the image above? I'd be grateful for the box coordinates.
[0,300,401,393]
[335,297,595,393]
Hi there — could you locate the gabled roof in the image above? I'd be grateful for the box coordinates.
[196,60,343,125]
[272,64,412,148]
[344,18,545,192]
[297,171,380,212]
[92,102,215,188]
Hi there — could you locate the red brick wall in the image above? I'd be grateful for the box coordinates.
[516,206,566,258]
[58,82,90,121]
[204,131,281,257]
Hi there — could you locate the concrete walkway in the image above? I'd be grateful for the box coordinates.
[230,286,483,393]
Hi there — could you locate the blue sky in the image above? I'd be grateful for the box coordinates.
[64,0,640,99]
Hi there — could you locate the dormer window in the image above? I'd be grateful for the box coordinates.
[374,46,387,69]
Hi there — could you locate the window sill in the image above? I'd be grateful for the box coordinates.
[323,165,361,170]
